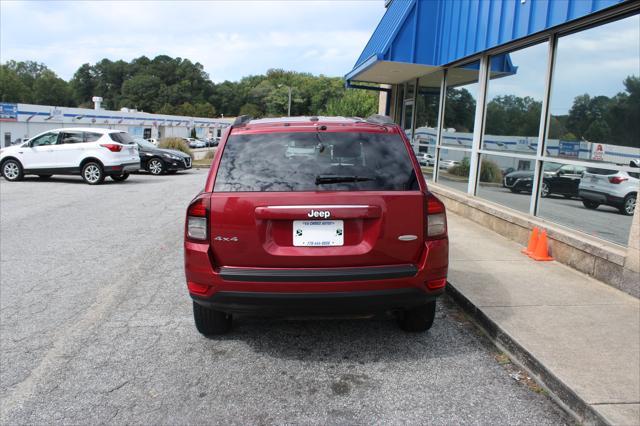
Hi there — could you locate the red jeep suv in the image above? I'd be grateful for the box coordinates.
[184,115,448,335]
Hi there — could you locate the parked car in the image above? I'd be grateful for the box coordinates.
[438,159,459,170]
[184,116,449,335]
[134,138,192,175]
[0,128,140,184]
[146,138,159,147]
[204,138,219,148]
[579,161,639,216]
[418,153,435,166]
[186,138,206,149]
[503,163,586,198]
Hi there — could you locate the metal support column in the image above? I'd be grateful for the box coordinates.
[529,34,557,216]
[467,55,490,195]
[433,70,447,183]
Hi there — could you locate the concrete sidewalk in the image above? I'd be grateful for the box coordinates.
[446,212,640,425]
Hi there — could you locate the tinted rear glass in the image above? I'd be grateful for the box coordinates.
[109,132,135,144]
[214,132,418,192]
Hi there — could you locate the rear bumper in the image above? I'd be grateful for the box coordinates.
[104,161,140,174]
[185,239,448,315]
[192,287,440,315]
[579,189,624,206]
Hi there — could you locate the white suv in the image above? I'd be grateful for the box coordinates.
[0,128,140,185]
[579,161,639,216]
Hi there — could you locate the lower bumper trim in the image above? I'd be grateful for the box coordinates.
[219,264,418,283]
[192,288,440,315]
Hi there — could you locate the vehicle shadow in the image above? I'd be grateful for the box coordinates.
[204,295,488,363]
[12,176,157,185]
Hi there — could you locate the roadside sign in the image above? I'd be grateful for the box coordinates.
[592,144,604,161]
[0,103,18,122]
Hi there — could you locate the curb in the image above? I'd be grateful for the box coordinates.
[446,282,610,426]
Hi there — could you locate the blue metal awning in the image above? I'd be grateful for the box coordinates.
[346,0,624,84]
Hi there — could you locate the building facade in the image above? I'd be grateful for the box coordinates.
[347,0,639,248]
[0,102,232,148]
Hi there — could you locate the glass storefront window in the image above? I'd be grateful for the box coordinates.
[442,60,480,146]
[537,161,636,245]
[415,71,443,181]
[546,14,640,168]
[483,42,548,152]
[477,153,535,213]
[437,148,471,192]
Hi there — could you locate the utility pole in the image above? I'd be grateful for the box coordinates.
[287,86,292,117]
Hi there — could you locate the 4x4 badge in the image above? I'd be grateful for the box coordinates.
[214,236,239,242]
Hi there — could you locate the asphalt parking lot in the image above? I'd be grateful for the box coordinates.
[1,172,570,424]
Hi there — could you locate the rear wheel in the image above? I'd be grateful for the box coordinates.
[2,159,23,181]
[398,301,436,332]
[110,173,130,182]
[193,302,232,335]
[509,188,520,194]
[582,200,600,210]
[81,162,105,185]
[147,158,165,175]
[620,194,636,216]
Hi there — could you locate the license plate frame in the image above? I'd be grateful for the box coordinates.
[293,220,344,247]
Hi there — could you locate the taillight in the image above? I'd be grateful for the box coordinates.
[186,196,209,241]
[608,176,628,184]
[100,143,122,152]
[425,192,447,239]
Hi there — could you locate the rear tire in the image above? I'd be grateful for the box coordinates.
[509,188,520,194]
[398,301,436,332]
[193,302,232,335]
[2,159,24,181]
[81,162,105,185]
[110,173,130,182]
[620,194,636,216]
[582,200,600,210]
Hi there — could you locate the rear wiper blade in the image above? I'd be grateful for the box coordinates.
[315,175,375,185]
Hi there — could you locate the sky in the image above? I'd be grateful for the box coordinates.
[0,0,386,82]
[1,1,638,114]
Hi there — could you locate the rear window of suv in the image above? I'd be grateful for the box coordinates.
[109,132,135,144]
[213,131,418,192]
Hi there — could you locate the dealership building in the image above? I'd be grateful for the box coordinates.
[0,101,232,147]
[347,0,639,295]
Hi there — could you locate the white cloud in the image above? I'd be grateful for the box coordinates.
[0,0,385,81]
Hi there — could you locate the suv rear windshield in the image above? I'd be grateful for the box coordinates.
[214,132,418,192]
[109,132,135,144]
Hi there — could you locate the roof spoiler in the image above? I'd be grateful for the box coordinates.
[365,114,394,125]
[232,115,252,126]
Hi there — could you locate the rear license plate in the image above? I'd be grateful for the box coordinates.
[293,220,344,247]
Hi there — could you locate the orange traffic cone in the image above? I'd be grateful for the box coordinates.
[530,229,554,261]
[522,227,539,256]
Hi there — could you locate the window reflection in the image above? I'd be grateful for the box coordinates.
[414,71,443,181]
[538,161,636,245]
[437,149,471,192]
[547,14,640,167]
[442,61,479,145]
[483,42,548,153]
[477,154,535,213]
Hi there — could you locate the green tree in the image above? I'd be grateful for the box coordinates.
[324,89,377,117]
[0,65,31,102]
[239,103,263,117]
